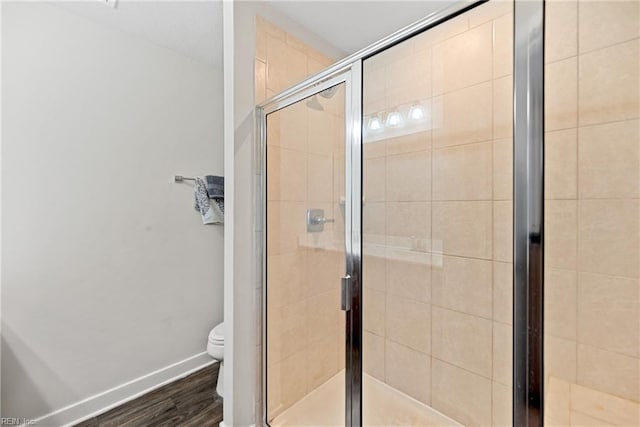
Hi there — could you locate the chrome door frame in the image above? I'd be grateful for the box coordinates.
[256,0,545,425]
[344,59,363,427]
[513,0,545,425]
[257,63,363,426]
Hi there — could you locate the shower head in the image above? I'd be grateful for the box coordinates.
[307,86,338,111]
[319,86,338,99]
[306,95,324,111]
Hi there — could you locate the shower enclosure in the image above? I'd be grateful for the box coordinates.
[258,0,639,425]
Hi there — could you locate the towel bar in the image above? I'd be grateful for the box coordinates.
[174,175,196,182]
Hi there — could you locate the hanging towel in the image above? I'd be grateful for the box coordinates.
[211,198,224,223]
[204,175,224,198]
[205,175,224,224]
[194,177,218,224]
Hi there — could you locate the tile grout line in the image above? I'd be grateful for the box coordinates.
[489,10,497,425]
[574,1,581,406]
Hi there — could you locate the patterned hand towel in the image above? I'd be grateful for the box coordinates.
[194,177,217,224]
[205,175,224,224]
[211,198,224,223]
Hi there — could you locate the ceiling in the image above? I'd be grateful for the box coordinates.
[53,0,223,67]
[267,1,451,55]
[51,1,451,67]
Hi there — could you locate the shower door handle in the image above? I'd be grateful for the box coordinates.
[341,275,352,311]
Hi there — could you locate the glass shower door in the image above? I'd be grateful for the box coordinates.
[264,83,348,426]
[361,1,514,425]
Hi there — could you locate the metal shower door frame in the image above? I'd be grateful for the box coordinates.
[256,0,545,425]
[256,63,363,426]
[513,0,545,425]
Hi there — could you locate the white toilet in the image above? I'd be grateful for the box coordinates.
[207,322,224,397]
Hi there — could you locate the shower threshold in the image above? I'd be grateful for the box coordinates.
[270,371,461,426]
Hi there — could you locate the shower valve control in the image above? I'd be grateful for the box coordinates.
[306,208,335,232]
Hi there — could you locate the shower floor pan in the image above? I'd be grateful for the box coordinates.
[270,371,461,426]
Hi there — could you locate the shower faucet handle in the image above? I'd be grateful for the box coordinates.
[307,208,334,232]
[316,217,335,224]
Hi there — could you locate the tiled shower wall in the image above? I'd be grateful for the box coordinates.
[543,1,640,425]
[258,1,639,425]
[255,17,346,421]
[361,2,514,425]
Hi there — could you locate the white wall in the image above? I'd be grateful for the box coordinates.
[1,2,223,420]
[223,2,255,425]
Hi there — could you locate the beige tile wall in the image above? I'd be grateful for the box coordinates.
[256,17,347,422]
[543,1,640,425]
[362,2,514,425]
[259,1,639,425]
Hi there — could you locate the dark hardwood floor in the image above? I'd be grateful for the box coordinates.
[74,363,222,427]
